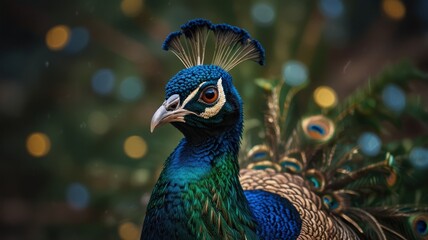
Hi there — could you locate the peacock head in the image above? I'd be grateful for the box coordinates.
[150,19,264,140]
[151,65,242,138]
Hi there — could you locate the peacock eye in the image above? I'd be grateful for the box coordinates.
[199,86,219,104]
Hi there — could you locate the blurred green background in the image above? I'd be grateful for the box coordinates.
[1,0,428,239]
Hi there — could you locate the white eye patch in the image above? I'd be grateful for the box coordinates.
[180,78,226,119]
[199,78,226,119]
[181,82,204,108]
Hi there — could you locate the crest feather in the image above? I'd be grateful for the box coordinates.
[162,19,265,71]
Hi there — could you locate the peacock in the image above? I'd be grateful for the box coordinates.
[141,18,428,240]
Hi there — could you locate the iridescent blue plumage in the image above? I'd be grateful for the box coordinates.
[165,65,228,100]
[245,190,302,239]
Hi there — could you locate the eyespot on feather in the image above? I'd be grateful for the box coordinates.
[247,144,273,161]
[323,195,338,209]
[410,214,428,239]
[279,156,303,173]
[305,169,326,192]
[300,115,335,143]
[322,193,346,213]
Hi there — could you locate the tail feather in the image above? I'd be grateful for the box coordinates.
[242,61,428,239]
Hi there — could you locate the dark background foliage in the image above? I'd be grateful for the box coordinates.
[1,0,428,239]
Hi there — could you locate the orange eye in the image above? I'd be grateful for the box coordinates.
[200,87,219,104]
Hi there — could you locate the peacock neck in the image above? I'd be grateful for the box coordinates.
[165,118,243,179]
[143,120,258,239]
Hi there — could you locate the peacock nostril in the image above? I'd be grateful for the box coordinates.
[167,102,178,111]
[165,94,181,111]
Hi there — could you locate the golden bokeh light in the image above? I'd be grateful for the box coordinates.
[124,136,147,159]
[45,25,70,50]
[26,132,51,157]
[382,0,405,20]
[121,0,143,17]
[313,86,337,108]
[118,221,140,240]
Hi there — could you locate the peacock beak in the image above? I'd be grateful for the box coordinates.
[150,94,195,132]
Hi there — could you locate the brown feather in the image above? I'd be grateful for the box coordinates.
[239,169,359,239]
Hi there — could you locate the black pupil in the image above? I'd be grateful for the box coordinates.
[204,88,216,100]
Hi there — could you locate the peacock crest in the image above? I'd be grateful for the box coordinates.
[162,18,264,71]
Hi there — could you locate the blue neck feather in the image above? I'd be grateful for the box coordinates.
[164,121,242,184]
[164,107,243,186]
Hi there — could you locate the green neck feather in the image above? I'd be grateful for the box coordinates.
[144,133,258,239]
[182,153,257,239]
